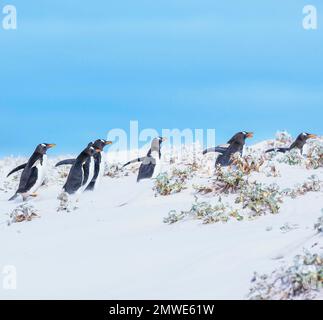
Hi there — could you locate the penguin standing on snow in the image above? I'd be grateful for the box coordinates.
[62,145,101,195]
[55,139,112,191]
[122,137,167,182]
[203,132,254,166]
[8,143,56,201]
[265,132,317,155]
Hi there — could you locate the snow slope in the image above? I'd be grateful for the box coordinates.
[0,140,322,300]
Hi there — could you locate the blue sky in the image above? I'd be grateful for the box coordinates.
[0,0,322,155]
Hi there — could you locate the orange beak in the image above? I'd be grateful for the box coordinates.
[47,144,56,148]
[105,141,113,145]
[308,134,317,139]
[246,132,254,138]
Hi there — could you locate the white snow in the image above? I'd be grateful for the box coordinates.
[0,140,322,300]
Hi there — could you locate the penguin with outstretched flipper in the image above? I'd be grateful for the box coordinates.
[62,145,101,195]
[266,133,317,155]
[122,137,166,182]
[56,139,112,191]
[118,137,166,207]
[203,132,254,167]
[8,143,56,201]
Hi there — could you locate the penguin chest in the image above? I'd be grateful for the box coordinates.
[30,155,48,192]
[94,159,104,189]
[79,157,95,193]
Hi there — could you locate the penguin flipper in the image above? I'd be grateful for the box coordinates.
[122,157,145,168]
[265,147,290,154]
[7,163,27,177]
[55,159,76,167]
[203,147,227,155]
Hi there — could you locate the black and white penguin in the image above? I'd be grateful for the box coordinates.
[122,137,166,182]
[203,132,254,166]
[8,143,56,201]
[62,145,100,195]
[265,132,317,154]
[55,139,112,191]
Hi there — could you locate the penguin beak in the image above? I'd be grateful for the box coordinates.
[307,134,317,139]
[105,141,113,145]
[161,137,167,142]
[46,144,56,148]
[246,132,254,138]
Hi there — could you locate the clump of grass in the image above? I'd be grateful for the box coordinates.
[231,153,265,174]
[235,182,282,217]
[314,209,323,234]
[154,168,193,196]
[248,250,323,300]
[57,192,78,213]
[8,204,39,224]
[163,197,242,225]
[277,149,304,166]
[306,141,323,169]
[104,163,121,178]
[282,175,321,199]
[194,165,246,195]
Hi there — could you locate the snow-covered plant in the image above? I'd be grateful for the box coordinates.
[277,149,304,166]
[236,182,282,217]
[154,168,192,196]
[164,197,243,225]
[306,141,323,169]
[57,192,78,212]
[230,153,265,174]
[194,165,246,195]
[275,131,293,145]
[264,163,281,177]
[314,210,323,234]
[104,163,121,178]
[282,175,321,198]
[8,204,39,224]
[248,250,323,300]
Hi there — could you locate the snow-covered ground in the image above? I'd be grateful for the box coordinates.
[0,138,322,300]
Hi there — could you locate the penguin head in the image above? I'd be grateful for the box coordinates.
[84,146,99,157]
[150,137,167,153]
[157,136,167,146]
[228,132,253,145]
[35,143,56,155]
[298,132,317,142]
[92,139,113,152]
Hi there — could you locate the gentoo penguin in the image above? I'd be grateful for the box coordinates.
[266,133,317,154]
[62,145,100,195]
[203,132,254,166]
[122,137,166,182]
[8,143,56,201]
[55,139,112,191]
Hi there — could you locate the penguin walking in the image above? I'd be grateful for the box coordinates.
[203,132,254,166]
[265,133,317,155]
[122,137,166,182]
[62,145,100,195]
[8,143,56,201]
[55,139,112,191]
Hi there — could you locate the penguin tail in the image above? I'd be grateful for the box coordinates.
[8,193,19,201]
